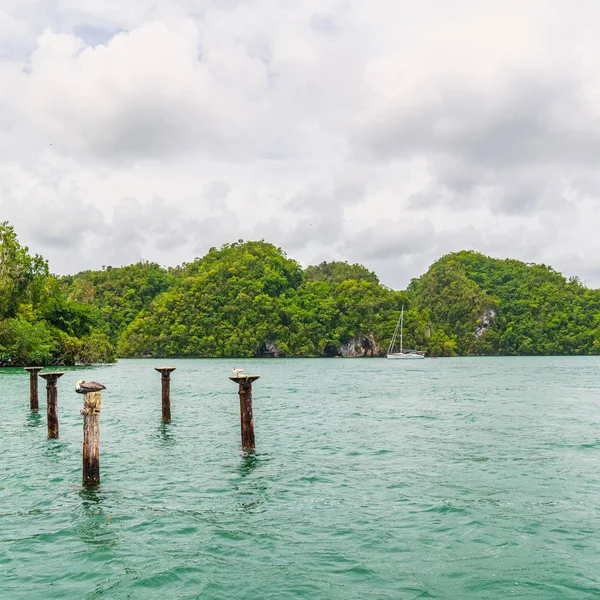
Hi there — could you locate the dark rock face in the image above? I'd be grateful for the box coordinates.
[324,344,340,357]
[253,335,380,358]
[475,308,496,338]
[338,334,379,357]
[254,340,280,358]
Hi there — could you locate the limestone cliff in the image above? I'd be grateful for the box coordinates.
[338,334,379,357]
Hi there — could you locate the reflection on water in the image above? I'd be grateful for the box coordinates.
[43,438,69,460]
[155,421,176,447]
[234,452,268,511]
[26,412,42,428]
[79,487,104,506]
[237,451,258,477]
[74,488,119,548]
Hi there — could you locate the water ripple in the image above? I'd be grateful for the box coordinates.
[2,357,600,598]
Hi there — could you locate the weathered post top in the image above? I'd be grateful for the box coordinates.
[155,366,176,375]
[24,367,43,373]
[229,375,260,384]
[40,372,65,383]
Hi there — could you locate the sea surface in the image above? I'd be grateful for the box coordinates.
[1,357,600,599]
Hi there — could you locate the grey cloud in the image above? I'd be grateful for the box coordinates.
[3,1,600,290]
[555,255,600,289]
[204,181,231,203]
[18,22,272,164]
[189,215,243,256]
[357,74,595,167]
[342,221,434,262]
[271,183,360,251]
[188,192,245,256]
[338,224,482,289]
[357,72,600,217]
[89,101,227,161]
[106,196,205,257]
[19,183,105,249]
[407,162,568,216]
[17,192,218,273]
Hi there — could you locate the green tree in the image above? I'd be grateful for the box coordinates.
[0,222,48,318]
[305,261,379,284]
[0,222,116,366]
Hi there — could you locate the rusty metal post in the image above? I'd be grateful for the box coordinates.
[24,367,43,411]
[229,375,259,450]
[82,389,103,487]
[155,367,176,423]
[40,372,64,438]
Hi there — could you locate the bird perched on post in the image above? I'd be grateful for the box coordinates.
[75,380,106,394]
[231,368,246,378]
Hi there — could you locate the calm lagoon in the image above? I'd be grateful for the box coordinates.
[1,357,599,599]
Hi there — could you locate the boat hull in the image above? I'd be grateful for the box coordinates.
[387,353,426,360]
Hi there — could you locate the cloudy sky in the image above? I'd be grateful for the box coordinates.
[1,0,600,288]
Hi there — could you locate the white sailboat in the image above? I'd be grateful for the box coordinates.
[387,305,425,359]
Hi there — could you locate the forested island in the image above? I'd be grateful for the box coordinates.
[1,220,600,365]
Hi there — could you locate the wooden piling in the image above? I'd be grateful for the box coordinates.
[82,390,102,487]
[39,372,64,438]
[155,367,176,423]
[24,367,43,411]
[229,375,259,450]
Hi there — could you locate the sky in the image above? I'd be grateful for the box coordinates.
[1,0,600,289]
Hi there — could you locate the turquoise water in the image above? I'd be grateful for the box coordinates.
[1,357,600,599]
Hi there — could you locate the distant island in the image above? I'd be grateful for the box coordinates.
[1,220,599,366]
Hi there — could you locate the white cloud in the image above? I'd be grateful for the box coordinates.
[1,0,600,288]
[17,22,269,160]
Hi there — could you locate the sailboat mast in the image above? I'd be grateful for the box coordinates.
[400,305,404,353]
[388,311,401,354]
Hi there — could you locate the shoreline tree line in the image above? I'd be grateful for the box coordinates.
[1,221,599,365]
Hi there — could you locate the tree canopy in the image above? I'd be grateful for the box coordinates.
[0,222,115,366]
[2,221,600,364]
[408,250,600,356]
[117,242,404,357]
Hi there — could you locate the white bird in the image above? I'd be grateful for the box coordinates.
[231,368,246,377]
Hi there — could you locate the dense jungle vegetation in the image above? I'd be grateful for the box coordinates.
[2,221,600,365]
[0,222,115,366]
